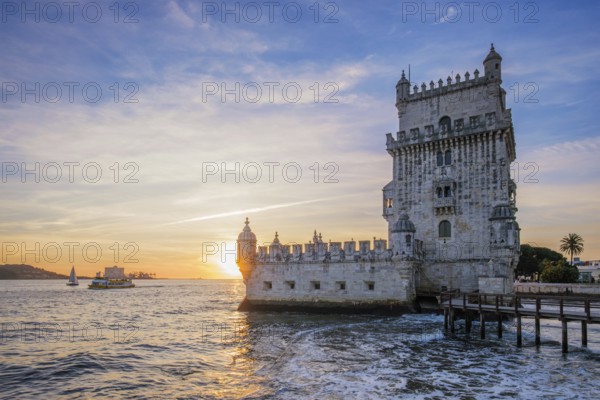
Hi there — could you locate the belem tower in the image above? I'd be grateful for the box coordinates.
[236,45,520,312]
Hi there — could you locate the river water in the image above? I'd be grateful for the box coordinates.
[1,280,599,399]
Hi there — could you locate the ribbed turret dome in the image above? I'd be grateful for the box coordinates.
[237,217,256,241]
[392,213,416,232]
[484,43,502,63]
[271,232,280,245]
[490,205,514,219]
[396,70,409,87]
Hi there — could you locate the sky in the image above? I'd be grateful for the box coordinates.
[1,0,599,278]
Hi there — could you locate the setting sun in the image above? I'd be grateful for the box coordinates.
[218,242,242,278]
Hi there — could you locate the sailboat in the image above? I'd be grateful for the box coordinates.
[66,266,79,286]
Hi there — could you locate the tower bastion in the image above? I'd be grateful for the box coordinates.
[236,45,520,313]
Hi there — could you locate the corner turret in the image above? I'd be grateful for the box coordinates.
[396,70,411,104]
[390,213,416,258]
[489,204,519,253]
[484,43,502,82]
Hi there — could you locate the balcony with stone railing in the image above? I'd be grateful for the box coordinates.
[434,197,456,215]
[386,111,512,151]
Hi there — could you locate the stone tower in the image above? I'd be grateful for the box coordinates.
[237,217,257,282]
[383,44,520,294]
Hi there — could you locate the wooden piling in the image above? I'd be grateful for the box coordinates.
[497,315,502,338]
[535,298,541,346]
[496,296,502,338]
[444,307,448,331]
[479,312,485,339]
[516,315,522,347]
[441,293,599,353]
[562,319,568,353]
[466,311,472,333]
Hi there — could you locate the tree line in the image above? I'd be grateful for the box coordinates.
[517,233,585,283]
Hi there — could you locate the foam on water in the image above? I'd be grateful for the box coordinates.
[1,280,600,399]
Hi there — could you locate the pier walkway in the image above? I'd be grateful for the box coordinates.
[440,292,600,353]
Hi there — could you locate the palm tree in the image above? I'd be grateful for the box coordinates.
[559,233,584,265]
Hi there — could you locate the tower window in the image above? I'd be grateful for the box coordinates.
[405,235,412,245]
[444,150,452,165]
[436,152,444,166]
[286,281,295,290]
[386,198,393,208]
[263,281,272,290]
[439,221,451,238]
[444,186,451,197]
[311,281,321,290]
[470,116,479,128]
[439,116,451,133]
[336,281,346,291]
[436,187,443,198]
[366,281,375,291]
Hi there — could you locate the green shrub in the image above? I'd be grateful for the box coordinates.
[540,261,579,283]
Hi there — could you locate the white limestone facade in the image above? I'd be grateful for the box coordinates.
[236,45,520,312]
[384,44,520,295]
[237,224,420,312]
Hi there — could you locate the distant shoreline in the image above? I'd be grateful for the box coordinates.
[0,264,241,280]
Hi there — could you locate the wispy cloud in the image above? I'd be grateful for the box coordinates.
[162,196,355,225]
[1,1,599,276]
[167,0,195,29]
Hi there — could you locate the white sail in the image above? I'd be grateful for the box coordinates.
[67,266,79,286]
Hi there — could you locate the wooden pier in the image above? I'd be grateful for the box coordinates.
[440,292,600,353]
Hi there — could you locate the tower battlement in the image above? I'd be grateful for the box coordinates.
[252,230,425,264]
[395,44,509,149]
[401,68,487,101]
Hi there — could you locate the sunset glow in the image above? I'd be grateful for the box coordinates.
[1,1,598,279]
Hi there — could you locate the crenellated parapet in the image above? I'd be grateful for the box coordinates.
[396,44,502,105]
[399,68,488,103]
[255,233,397,263]
[392,44,511,157]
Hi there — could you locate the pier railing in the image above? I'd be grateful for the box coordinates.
[440,292,600,353]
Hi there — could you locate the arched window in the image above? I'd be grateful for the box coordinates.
[436,152,443,166]
[439,220,451,238]
[444,150,452,165]
[444,186,451,197]
[439,116,451,133]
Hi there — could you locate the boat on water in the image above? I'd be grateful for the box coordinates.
[88,277,135,289]
[66,266,79,286]
[88,266,135,289]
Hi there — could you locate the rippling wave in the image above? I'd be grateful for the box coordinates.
[1,280,599,399]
